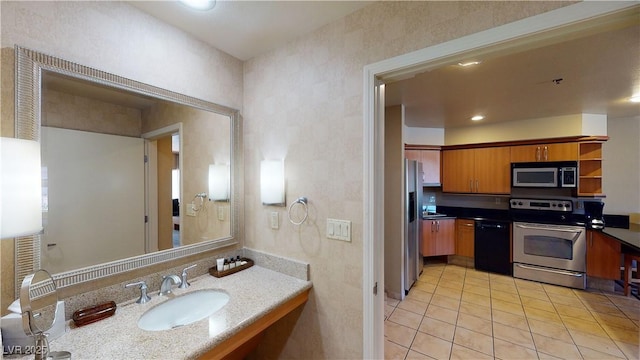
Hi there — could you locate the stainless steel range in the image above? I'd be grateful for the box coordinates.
[510,198,586,289]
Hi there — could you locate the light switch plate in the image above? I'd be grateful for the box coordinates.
[326,218,351,242]
[270,212,279,230]
[186,203,196,217]
[217,206,225,221]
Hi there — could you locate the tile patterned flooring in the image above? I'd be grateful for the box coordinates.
[384,263,640,359]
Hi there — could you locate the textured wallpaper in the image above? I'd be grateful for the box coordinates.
[243,1,573,358]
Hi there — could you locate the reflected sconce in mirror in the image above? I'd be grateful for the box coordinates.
[260,159,285,206]
[0,138,43,238]
[208,164,230,201]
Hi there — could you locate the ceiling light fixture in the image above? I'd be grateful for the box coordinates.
[179,0,216,11]
[458,61,482,67]
[630,95,640,103]
[471,115,485,121]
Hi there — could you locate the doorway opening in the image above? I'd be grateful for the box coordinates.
[143,123,183,253]
[363,3,639,358]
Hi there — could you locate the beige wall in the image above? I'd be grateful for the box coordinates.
[1,0,242,315]
[243,1,573,357]
[43,89,142,137]
[603,116,640,215]
[444,113,607,145]
[384,106,404,300]
[142,102,232,245]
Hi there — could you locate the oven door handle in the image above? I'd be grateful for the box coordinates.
[515,263,584,277]
[515,224,583,234]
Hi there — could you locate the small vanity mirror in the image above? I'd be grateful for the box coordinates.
[20,269,58,358]
[20,269,57,335]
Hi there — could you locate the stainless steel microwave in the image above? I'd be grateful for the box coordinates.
[511,161,577,188]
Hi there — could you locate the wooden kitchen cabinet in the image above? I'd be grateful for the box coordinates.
[442,147,510,194]
[586,230,621,280]
[405,148,440,184]
[422,218,455,256]
[455,219,475,258]
[510,142,578,162]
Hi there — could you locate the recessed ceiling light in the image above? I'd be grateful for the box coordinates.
[458,61,482,67]
[179,0,216,11]
[471,115,485,121]
[631,95,640,103]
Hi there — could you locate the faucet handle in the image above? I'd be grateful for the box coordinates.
[125,281,152,304]
[179,264,197,289]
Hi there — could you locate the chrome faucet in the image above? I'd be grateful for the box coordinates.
[179,264,197,289]
[125,281,152,304]
[159,275,182,296]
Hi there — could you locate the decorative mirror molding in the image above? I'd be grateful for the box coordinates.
[15,45,242,292]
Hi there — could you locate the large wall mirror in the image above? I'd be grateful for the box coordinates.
[15,46,242,290]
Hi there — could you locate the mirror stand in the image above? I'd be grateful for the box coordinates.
[20,269,71,360]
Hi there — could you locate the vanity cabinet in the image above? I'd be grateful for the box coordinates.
[586,230,621,280]
[442,146,510,194]
[422,219,455,256]
[455,219,475,258]
[510,142,577,162]
[405,147,441,185]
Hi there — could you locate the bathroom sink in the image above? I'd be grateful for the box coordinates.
[138,290,229,331]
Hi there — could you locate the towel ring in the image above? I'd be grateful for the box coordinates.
[288,197,308,225]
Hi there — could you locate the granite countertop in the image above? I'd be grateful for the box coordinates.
[603,224,640,252]
[14,266,312,360]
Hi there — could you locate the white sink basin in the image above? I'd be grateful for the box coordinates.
[138,290,229,331]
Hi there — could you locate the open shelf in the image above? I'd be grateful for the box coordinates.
[578,142,605,197]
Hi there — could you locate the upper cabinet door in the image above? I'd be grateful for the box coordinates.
[421,150,440,184]
[474,147,511,194]
[544,143,578,161]
[510,144,541,162]
[442,149,475,193]
[511,142,578,162]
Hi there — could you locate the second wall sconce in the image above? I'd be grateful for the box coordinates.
[208,164,230,201]
[260,159,285,206]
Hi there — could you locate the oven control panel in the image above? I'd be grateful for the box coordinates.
[510,198,573,212]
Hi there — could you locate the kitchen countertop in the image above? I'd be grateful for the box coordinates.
[603,224,640,253]
[9,266,312,360]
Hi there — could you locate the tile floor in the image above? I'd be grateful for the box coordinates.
[385,262,640,360]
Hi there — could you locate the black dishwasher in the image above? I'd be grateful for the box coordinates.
[474,220,512,275]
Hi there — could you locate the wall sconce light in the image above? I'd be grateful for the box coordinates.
[260,159,285,206]
[208,164,230,201]
[1,138,43,238]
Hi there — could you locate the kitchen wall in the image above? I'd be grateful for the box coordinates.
[445,113,607,145]
[242,1,574,358]
[0,0,242,316]
[384,106,404,300]
[603,116,640,215]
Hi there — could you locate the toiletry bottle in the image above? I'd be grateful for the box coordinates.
[235,256,241,267]
[229,257,235,269]
[223,259,229,271]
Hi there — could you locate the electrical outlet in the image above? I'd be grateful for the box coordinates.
[270,212,279,230]
[186,203,196,217]
[326,218,351,242]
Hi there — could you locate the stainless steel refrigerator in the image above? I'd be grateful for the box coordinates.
[405,159,423,293]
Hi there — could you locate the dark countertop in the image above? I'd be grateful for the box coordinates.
[422,215,456,220]
[436,206,511,222]
[603,224,640,253]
